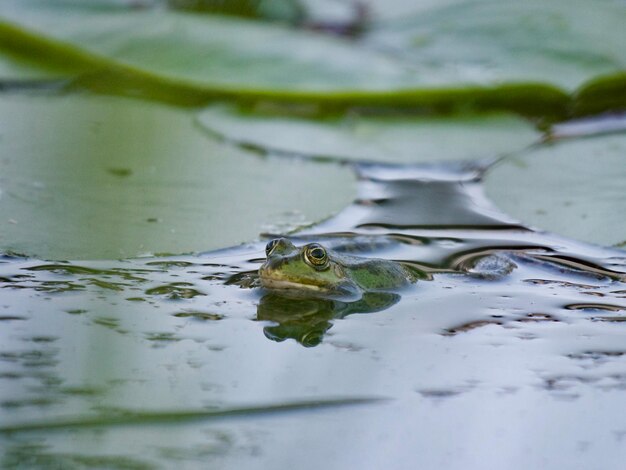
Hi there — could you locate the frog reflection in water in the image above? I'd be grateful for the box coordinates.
[258,291,401,347]
[257,238,422,346]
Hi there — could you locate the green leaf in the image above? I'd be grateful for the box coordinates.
[0,52,66,81]
[0,2,417,91]
[369,0,626,91]
[484,133,626,247]
[0,94,355,260]
[198,104,540,163]
[0,1,569,116]
[574,72,626,116]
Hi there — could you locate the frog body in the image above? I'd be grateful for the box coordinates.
[258,238,419,296]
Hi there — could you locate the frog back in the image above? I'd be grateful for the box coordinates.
[336,254,417,291]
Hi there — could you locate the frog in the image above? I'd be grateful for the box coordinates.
[258,238,421,297]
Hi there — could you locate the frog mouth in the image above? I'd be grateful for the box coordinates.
[258,269,360,298]
[259,277,325,291]
[258,265,331,292]
[259,271,328,292]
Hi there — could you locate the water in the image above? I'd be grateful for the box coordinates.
[1,160,626,469]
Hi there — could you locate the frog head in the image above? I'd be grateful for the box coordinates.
[258,238,358,296]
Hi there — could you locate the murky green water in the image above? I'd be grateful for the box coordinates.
[2,157,626,469]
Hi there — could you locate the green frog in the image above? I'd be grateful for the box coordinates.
[258,238,420,297]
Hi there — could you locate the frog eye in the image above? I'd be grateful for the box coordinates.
[265,239,279,257]
[304,244,328,267]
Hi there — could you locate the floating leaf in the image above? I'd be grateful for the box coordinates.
[485,133,626,247]
[0,1,570,116]
[0,1,416,90]
[198,104,540,163]
[0,94,355,259]
[0,53,64,81]
[369,0,626,91]
[574,71,626,116]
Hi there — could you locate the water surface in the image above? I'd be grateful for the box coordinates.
[1,160,626,469]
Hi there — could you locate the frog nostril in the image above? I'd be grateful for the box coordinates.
[266,238,297,257]
[265,239,279,257]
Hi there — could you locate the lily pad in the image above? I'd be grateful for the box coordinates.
[574,72,626,117]
[369,0,626,91]
[0,53,65,81]
[0,1,416,91]
[484,133,626,247]
[198,104,540,163]
[0,1,571,117]
[0,94,355,259]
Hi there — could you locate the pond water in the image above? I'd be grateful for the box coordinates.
[1,158,626,469]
